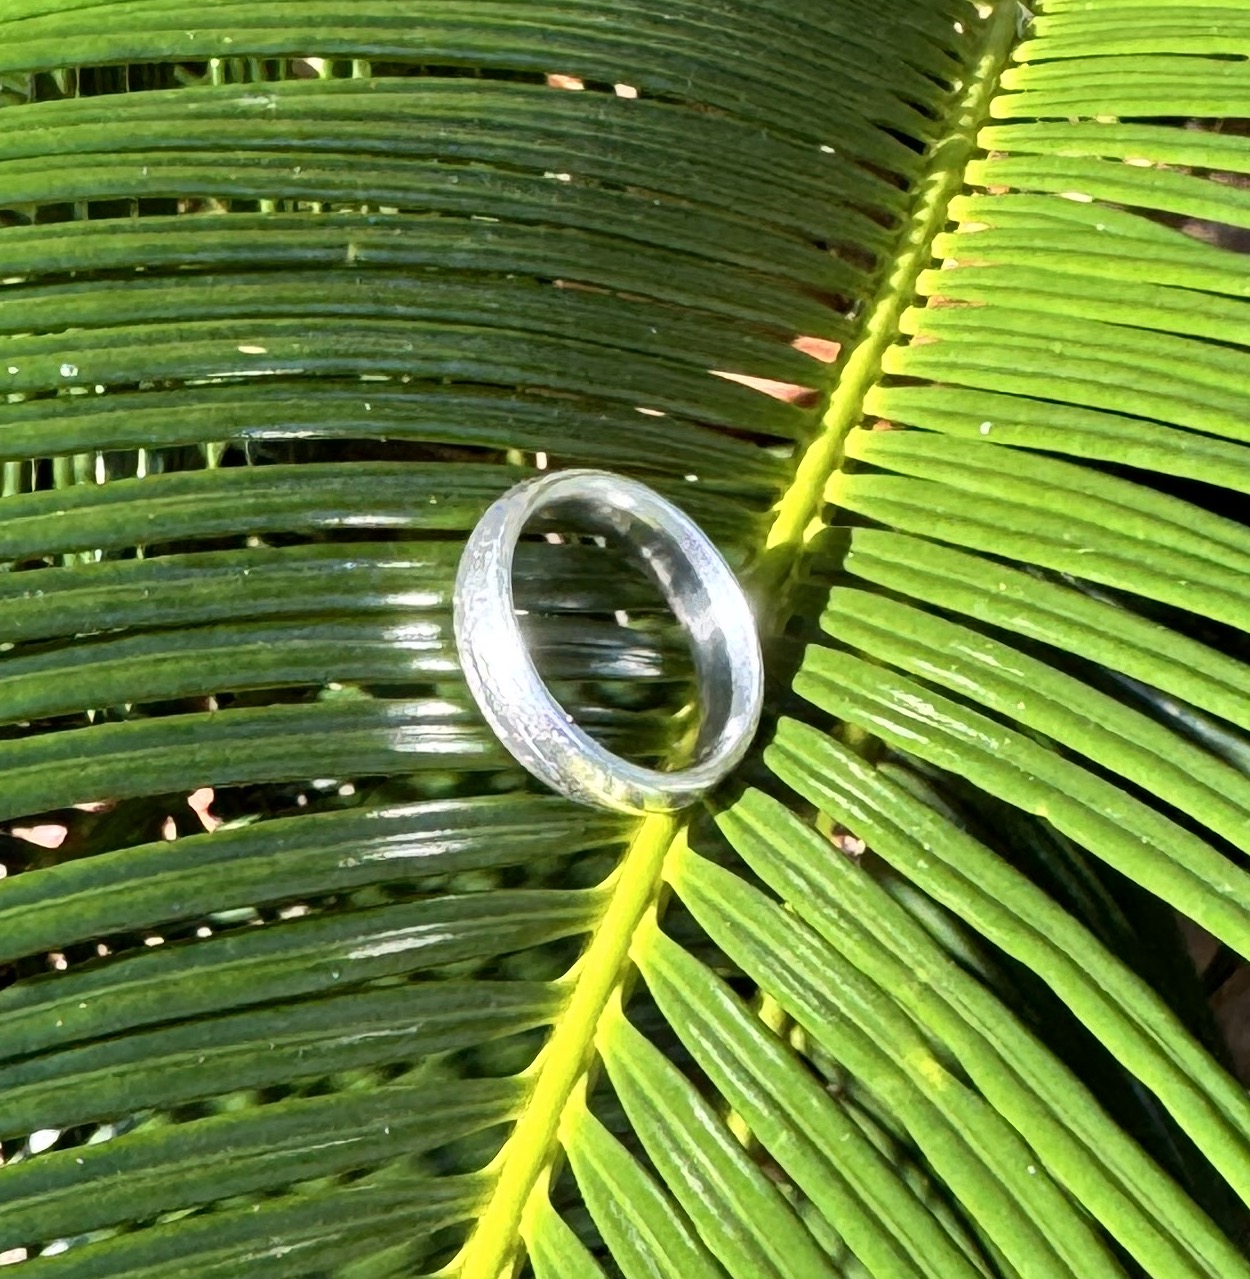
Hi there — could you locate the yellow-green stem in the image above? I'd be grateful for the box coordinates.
[456,814,679,1279]
[757,0,1020,592]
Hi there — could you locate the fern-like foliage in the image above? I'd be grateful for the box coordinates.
[0,2,1246,1278]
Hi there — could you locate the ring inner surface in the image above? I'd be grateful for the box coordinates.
[530,494,721,771]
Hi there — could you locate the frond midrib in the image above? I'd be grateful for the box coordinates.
[760,0,1021,589]
[455,814,678,1279]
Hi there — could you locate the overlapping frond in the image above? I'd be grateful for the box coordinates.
[0,2,1248,1278]
[0,0,967,1273]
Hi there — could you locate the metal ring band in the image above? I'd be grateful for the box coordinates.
[453,469,764,815]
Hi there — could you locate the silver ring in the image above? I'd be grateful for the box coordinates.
[453,469,764,815]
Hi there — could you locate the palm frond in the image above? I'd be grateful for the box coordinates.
[0,2,1247,1278]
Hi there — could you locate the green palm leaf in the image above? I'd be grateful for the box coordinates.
[0,2,1247,1277]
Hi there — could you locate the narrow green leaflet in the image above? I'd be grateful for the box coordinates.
[633,919,984,1279]
[666,845,1120,1279]
[717,785,1250,1279]
[0,981,561,1138]
[0,1079,523,1252]
[560,1094,729,1279]
[524,1187,612,1279]
[596,997,843,1279]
